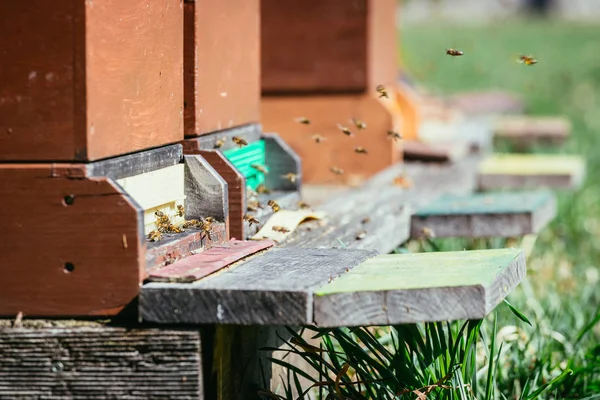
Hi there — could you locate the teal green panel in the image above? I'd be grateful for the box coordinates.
[223,140,266,190]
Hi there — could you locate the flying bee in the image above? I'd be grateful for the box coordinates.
[311,134,326,143]
[421,227,436,239]
[272,225,290,234]
[214,137,226,149]
[518,55,538,65]
[446,48,464,56]
[256,184,271,194]
[337,124,353,136]
[243,214,260,226]
[176,204,185,217]
[232,136,248,147]
[147,230,162,242]
[354,146,368,154]
[251,164,269,174]
[355,230,367,240]
[376,84,388,98]
[351,118,367,130]
[297,201,311,209]
[295,117,311,125]
[267,199,281,213]
[387,130,402,141]
[247,200,263,212]
[330,166,344,175]
[281,172,297,183]
[361,217,370,225]
[393,175,413,188]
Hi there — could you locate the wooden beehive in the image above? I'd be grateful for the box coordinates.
[0,1,183,161]
[260,0,403,184]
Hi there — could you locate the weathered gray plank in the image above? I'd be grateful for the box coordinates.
[263,132,302,192]
[0,322,202,399]
[410,191,556,238]
[140,248,377,325]
[313,248,526,327]
[184,154,228,222]
[244,190,302,237]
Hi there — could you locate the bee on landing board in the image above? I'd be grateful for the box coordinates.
[387,130,402,141]
[336,124,353,137]
[182,219,200,228]
[147,230,162,242]
[281,173,297,183]
[176,204,185,217]
[200,218,213,240]
[294,117,311,125]
[361,217,370,225]
[446,48,464,56]
[251,164,269,174]
[393,175,413,188]
[232,136,248,148]
[354,146,368,155]
[243,214,260,226]
[518,55,538,65]
[311,134,326,143]
[376,85,389,99]
[214,137,226,149]
[355,230,367,240]
[351,118,367,130]
[330,166,344,175]
[267,199,281,213]
[272,225,290,234]
[297,201,311,210]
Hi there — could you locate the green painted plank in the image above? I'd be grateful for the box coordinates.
[223,140,266,190]
[415,191,553,216]
[478,154,585,175]
[315,248,522,295]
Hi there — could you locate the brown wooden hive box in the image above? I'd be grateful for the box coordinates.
[0,1,183,162]
[0,145,233,317]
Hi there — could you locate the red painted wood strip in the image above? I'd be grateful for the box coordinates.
[147,239,274,283]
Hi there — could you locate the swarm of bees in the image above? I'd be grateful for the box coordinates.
[232,136,248,148]
[446,48,464,56]
[518,55,538,65]
[272,225,290,234]
[281,172,298,183]
[251,164,269,174]
[267,199,281,212]
[243,214,260,226]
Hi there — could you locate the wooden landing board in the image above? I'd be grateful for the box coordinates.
[148,239,275,283]
[411,191,556,238]
[140,248,377,325]
[478,154,586,190]
[313,248,526,327]
[494,116,570,148]
[0,323,202,398]
[403,140,469,163]
[250,209,327,242]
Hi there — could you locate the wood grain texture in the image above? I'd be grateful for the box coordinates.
[0,165,143,316]
[140,248,377,325]
[263,133,302,191]
[0,0,183,161]
[261,94,400,184]
[148,239,275,283]
[478,154,586,190]
[184,155,229,230]
[184,0,260,136]
[313,249,526,326]
[411,191,557,239]
[403,140,469,163]
[0,325,202,399]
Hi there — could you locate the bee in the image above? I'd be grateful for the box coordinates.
[376,84,388,98]
[243,214,260,226]
[214,137,226,149]
[393,175,413,188]
[421,227,436,239]
[281,172,297,183]
[232,136,248,147]
[167,224,184,234]
[272,225,290,234]
[337,124,353,136]
[251,164,269,174]
[311,134,326,143]
[247,200,263,212]
[387,130,402,141]
[354,146,368,154]
[267,199,281,213]
[199,219,213,240]
[204,216,216,224]
[256,184,271,194]
[295,117,311,125]
[147,230,162,242]
[297,201,311,209]
[182,219,200,228]
[351,118,367,130]
[518,55,538,65]
[361,217,370,225]
[330,166,344,175]
[446,48,464,56]
[355,230,367,240]
[176,204,185,217]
